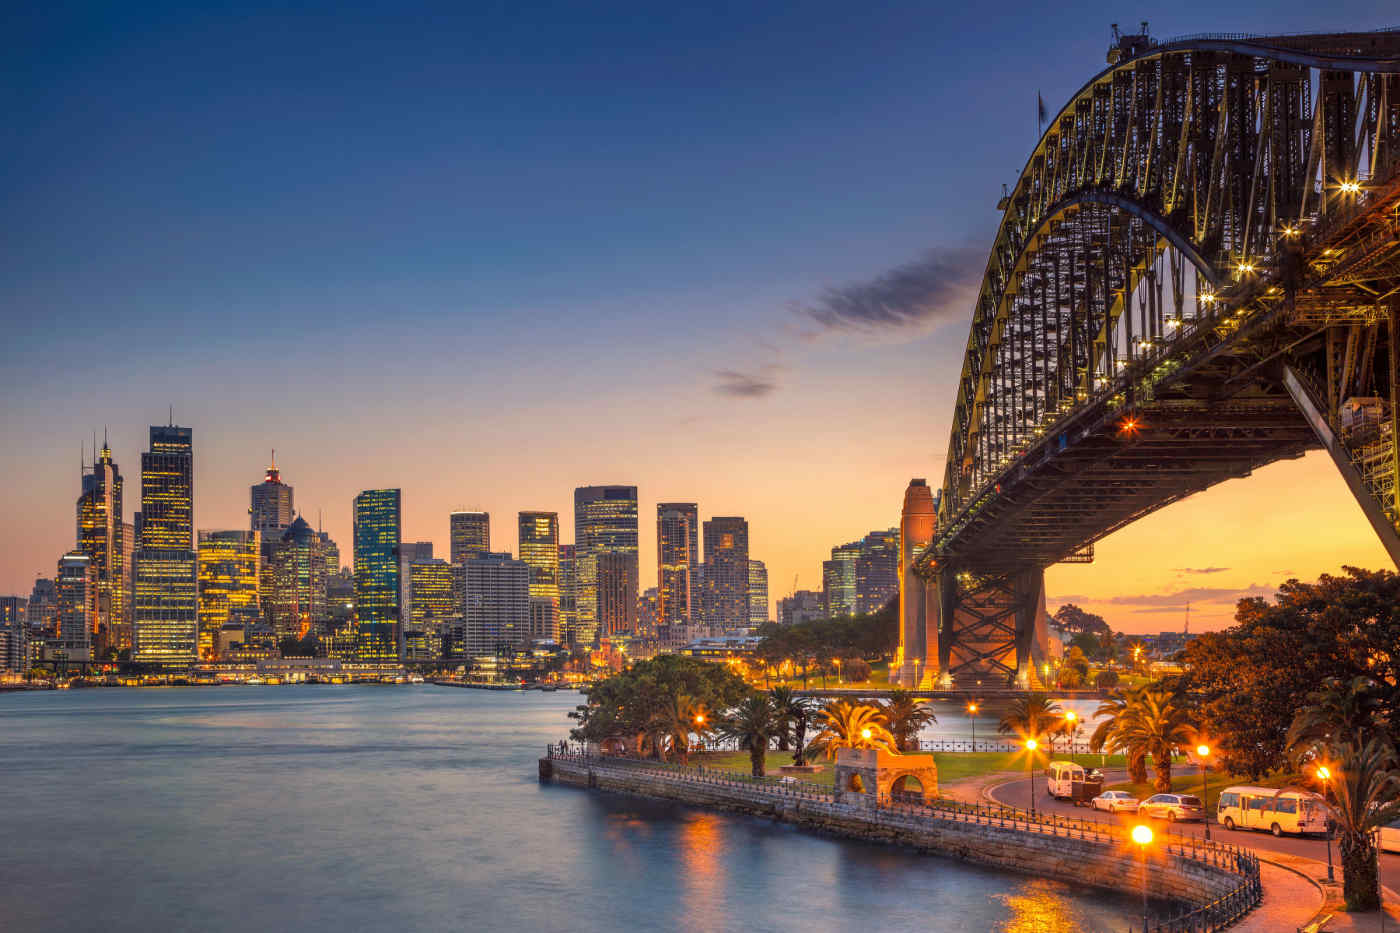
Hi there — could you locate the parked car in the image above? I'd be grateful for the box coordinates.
[1216,786,1328,837]
[1380,818,1400,854]
[1139,793,1206,822]
[1045,761,1103,805]
[1090,790,1140,813]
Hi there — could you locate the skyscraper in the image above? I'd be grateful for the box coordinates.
[407,559,455,660]
[748,559,768,627]
[574,485,638,644]
[856,528,899,614]
[656,502,699,627]
[0,596,27,673]
[249,453,294,542]
[268,518,326,640]
[557,543,578,644]
[518,512,559,642]
[702,517,749,631]
[133,424,197,665]
[76,436,125,652]
[398,540,434,628]
[449,511,491,563]
[57,552,96,663]
[353,489,401,663]
[196,530,262,658]
[456,552,530,656]
[823,541,860,618]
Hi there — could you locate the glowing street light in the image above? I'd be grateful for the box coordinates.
[1196,744,1213,840]
[860,727,872,741]
[1317,764,1335,882]
[967,702,979,751]
[1025,738,1040,819]
[1131,823,1154,931]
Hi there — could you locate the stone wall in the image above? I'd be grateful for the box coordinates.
[540,756,1248,910]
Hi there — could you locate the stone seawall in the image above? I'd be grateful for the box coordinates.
[541,756,1247,910]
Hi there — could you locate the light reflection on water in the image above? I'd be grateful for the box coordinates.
[0,687,1140,932]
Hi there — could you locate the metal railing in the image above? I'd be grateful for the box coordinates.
[917,738,1102,755]
[545,747,1261,932]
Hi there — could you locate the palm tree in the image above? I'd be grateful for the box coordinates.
[647,693,704,764]
[1287,677,1400,911]
[997,693,1064,746]
[1110,687,1194,792]
[769,687,816,765]
[806,700,897,761]
[1090,687,1149,784]
[719,692,781,777]
[881,689,936,752]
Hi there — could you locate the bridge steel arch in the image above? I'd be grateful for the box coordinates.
[894,28,1400,689]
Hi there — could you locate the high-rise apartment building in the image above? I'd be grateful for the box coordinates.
[574,486,638,644]
[856,528,899,614]
[656,502,699,627]
[456,552,530,656]
[353,489,401,662]
[196,530,262,658]
[822,541,860,618]
[76,437,125,651]
[133,424,198,665]
[249,454,294,541]
[57,552,96,663]
[449,511,491,563]
[748,559,768,626]
[557,544,578,644]
[518,512,559,642]
[268,518,327,639]
[702,517,749,631]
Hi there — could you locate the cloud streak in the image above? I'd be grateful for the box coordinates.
[796,246,984,333]
[712,367,778,398]
[1172,566,1230,575]
[1100,585,1277,608]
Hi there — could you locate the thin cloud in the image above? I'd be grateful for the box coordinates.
[1101,585,1276,608]
[1171,566,1230,575]
[796,246,984,334]
[712,367,778,398]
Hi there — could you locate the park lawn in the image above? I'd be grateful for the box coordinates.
[1105,770,1297,812]
[759,661,895,691]
[690,750,837,786]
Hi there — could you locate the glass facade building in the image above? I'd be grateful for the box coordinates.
[196,530,262,659]
[57,552,96,663]
[76,439,126,651]
[449,511,491,564]
[701,517,749,631]
[268,517,326,639]
[574,485,638,644]
[656,502,699,627]
[856,528,899,614]
[823,541,860,618]
[134,425,198,665]
[249,455,294,541]
[748,559,768,626]
[353,489,401,662]
[517,511,559,642]
[556,544,577,644]
[407,559,455,660]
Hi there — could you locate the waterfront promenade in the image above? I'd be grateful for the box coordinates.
[541,750,1262,932]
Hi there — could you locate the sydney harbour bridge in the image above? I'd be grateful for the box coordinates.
[894,26,1400,690]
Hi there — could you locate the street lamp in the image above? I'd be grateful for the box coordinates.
[967,702,979,751]
[1317,765,1335,883]
[1196,744,1212,840]
[1025,738,1039,818]
[1132,823,1154,931]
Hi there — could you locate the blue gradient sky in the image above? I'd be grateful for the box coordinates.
[3,1,1395,629]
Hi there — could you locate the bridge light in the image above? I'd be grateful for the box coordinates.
[1281,225,1300,238]
[1200,291,1217,305]
[1235,261,1255,277]
[1165,317,1182,330]
[1339,179,1362,195]
[1118,416,1140,435]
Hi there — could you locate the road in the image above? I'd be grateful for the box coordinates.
[987,772,1400,891]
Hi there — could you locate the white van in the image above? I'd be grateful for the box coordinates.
[1045,760,1102,804]
[1216,786,1328,837]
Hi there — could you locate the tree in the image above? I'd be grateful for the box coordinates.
[769,687,815,764]
[1056,646,1090,687]
[880,689,936,752]
[1287,677,1400,910]
[1090,687,1149,784]
[1115,687,1195,791]
[569,654,750,751]
[996,694,1064,744]
[806,701,897,760]
[1053,604,1111,636]
[648,693,706,763]
[840,657,871,683]
[719,692,782,777]
[1179,568,1400,778]
[1094,670,1120,690]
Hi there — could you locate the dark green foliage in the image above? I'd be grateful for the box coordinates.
[569,654,751,746]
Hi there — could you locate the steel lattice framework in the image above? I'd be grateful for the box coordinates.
[897,28,1400,689]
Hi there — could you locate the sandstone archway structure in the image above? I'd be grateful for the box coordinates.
[833,748,939,805]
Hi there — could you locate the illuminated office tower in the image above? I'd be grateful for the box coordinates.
[76,435,125,651]
[822,541,860,618]
[0,597,28,673]
[318,531,340,575]
[449,511,491,563]
[268,517,326,639]
[196,530,262,658]
[574,486,638,644]
[856,528,899,614]
[557,544,578,643]
[398,541,433,627]
[656,502,699,627]
[249,453,294,541]
[353,489,401,662]
[118,522,136,650]
[748,560,768,627]
[637,586,659,635]
[407,559,454,660]
[57,552,96,663]
[133,424,198,665]
[701,517,749,631]
[28,579,58,635]
[457,552,530,655]
[518,512,559,642]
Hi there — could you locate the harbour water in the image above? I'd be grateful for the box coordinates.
[0,687,1140,932]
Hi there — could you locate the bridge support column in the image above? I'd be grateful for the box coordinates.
[935,568,1050,689]
[893,479,937,687]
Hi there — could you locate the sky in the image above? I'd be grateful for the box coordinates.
[2,1,1395,632]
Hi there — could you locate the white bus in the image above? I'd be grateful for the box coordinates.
[1216,786,1328,837]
